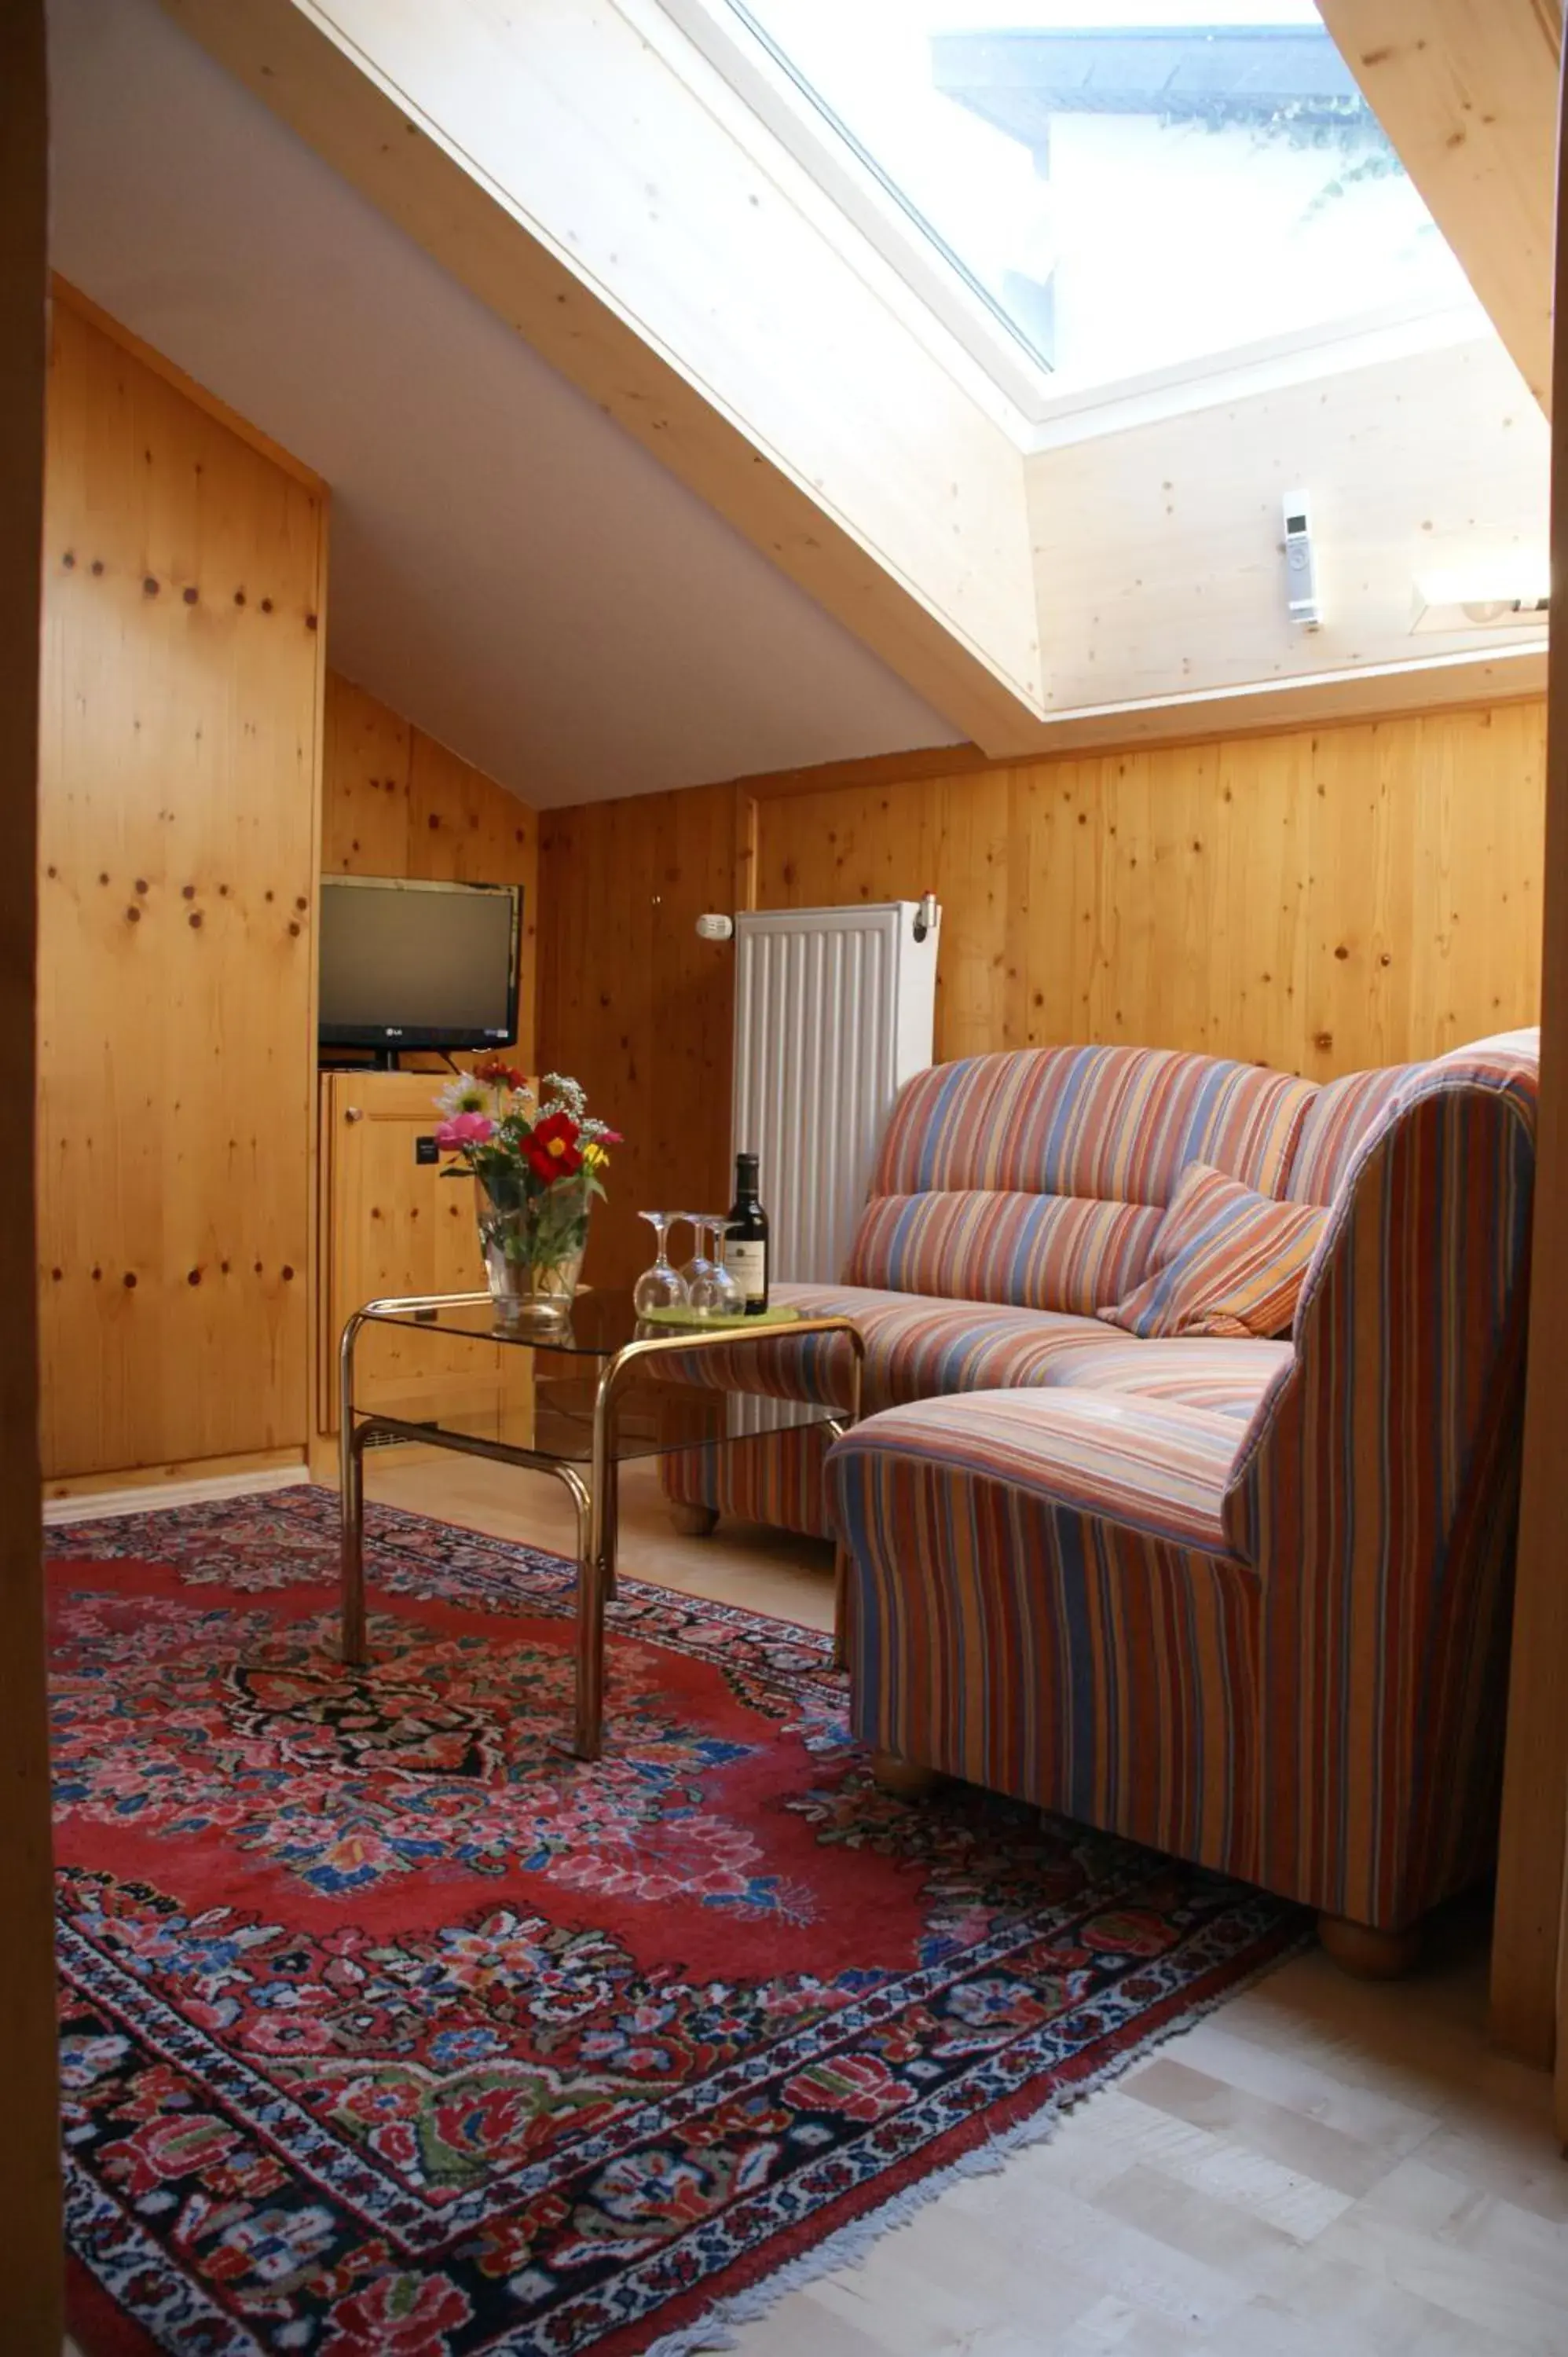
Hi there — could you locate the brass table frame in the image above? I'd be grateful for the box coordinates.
[339,1293,865,1760]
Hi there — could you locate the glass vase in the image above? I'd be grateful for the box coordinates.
[476,1168,590,1328]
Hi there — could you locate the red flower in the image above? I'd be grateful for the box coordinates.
[470,1057,526,1091]
[522,1111,583,1184]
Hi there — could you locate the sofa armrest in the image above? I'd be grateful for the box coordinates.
[1217,1057,1536,1925]
[828,1387,1248,1560]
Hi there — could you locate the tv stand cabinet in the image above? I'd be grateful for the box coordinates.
[316,1071,518,1455]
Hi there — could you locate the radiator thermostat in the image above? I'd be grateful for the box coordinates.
[695,912,735,942]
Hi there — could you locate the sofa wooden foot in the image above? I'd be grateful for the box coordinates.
[871,1752,938,1801]
[1317,1912,1423,1980]
[668,1504,719,1539]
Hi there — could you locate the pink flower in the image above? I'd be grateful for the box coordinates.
[434,1113,493,1150]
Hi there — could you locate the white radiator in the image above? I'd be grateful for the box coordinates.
[732,902,940,1285]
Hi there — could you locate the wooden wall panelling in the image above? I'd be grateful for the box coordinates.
[1495,32,1568,2077]
[746,704,1546,1083]
[548,794,661,1295]
[539,701,1544,1296]
[300,416,331,1496]
[1403,702,1546,1051]
[649,782,744,1231]
[1,3,63,2339]
[37,295,326,1480]
[537,785,735,1293]
[751,764,1014,1061]
[929,767,1013,1061]
[321,669,410,876]
[320,673,538,1066]
[409,726,538,1065]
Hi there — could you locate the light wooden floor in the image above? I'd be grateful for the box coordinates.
[359,1453,1568,2354]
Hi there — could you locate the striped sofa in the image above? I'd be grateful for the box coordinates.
[665,1035,1539,1967]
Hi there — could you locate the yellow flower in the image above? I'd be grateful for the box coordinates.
[583,1142,608,1169]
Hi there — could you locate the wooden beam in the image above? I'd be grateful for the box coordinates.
[1317,0,1560,413]
[159,0,1046,755]
[0,2,64,2345]
[1494,16,1568,2078]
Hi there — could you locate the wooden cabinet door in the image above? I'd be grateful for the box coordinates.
[319,1072,500,1434]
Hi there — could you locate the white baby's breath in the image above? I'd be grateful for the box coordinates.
[540,1072,587,1122]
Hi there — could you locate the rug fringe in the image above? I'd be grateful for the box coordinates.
[632,1930,1309,2357]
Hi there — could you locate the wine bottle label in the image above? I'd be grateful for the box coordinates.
[724,1239,768,1303]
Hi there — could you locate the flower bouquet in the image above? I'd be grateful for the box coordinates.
[435,1063,621,1325]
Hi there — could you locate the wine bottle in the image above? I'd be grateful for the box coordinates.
[724,1152,770,1314]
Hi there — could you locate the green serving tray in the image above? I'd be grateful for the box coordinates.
[639,1303,803,1332]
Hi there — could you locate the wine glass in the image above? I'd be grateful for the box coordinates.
[688,1217,746,1318]
[672,1213,710,1291]
[632,1211,690,1314]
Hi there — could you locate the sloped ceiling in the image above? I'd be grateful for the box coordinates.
[46,0,962,807]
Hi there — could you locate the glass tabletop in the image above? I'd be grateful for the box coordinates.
[357,1289,858,1358]
[346,1290,852,1468]
[358,1290,727,1359]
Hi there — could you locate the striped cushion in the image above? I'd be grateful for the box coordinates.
[1046,1336,1291,1420]
[845,1191,1161,1314]
[872,1045,1314,1205]
[1284,1065,1417,1204]
[651,1281,1130,1416]
[1100,1162,1328,1340]
[659,1300,1287,1535]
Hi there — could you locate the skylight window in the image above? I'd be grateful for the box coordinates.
[710,0,1475,398]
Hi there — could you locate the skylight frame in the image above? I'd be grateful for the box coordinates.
[655,0,1493,432]
[656,0,1059,416]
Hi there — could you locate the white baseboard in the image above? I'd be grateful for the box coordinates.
[43,1464,312,1526]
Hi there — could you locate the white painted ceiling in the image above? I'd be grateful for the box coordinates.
[46,0,962,807]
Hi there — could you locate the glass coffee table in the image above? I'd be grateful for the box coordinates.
[338,1291,865,1761]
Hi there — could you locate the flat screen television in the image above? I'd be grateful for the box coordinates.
[318,875,521,1065]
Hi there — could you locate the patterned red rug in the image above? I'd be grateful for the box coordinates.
[48,1487,1302,2355]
